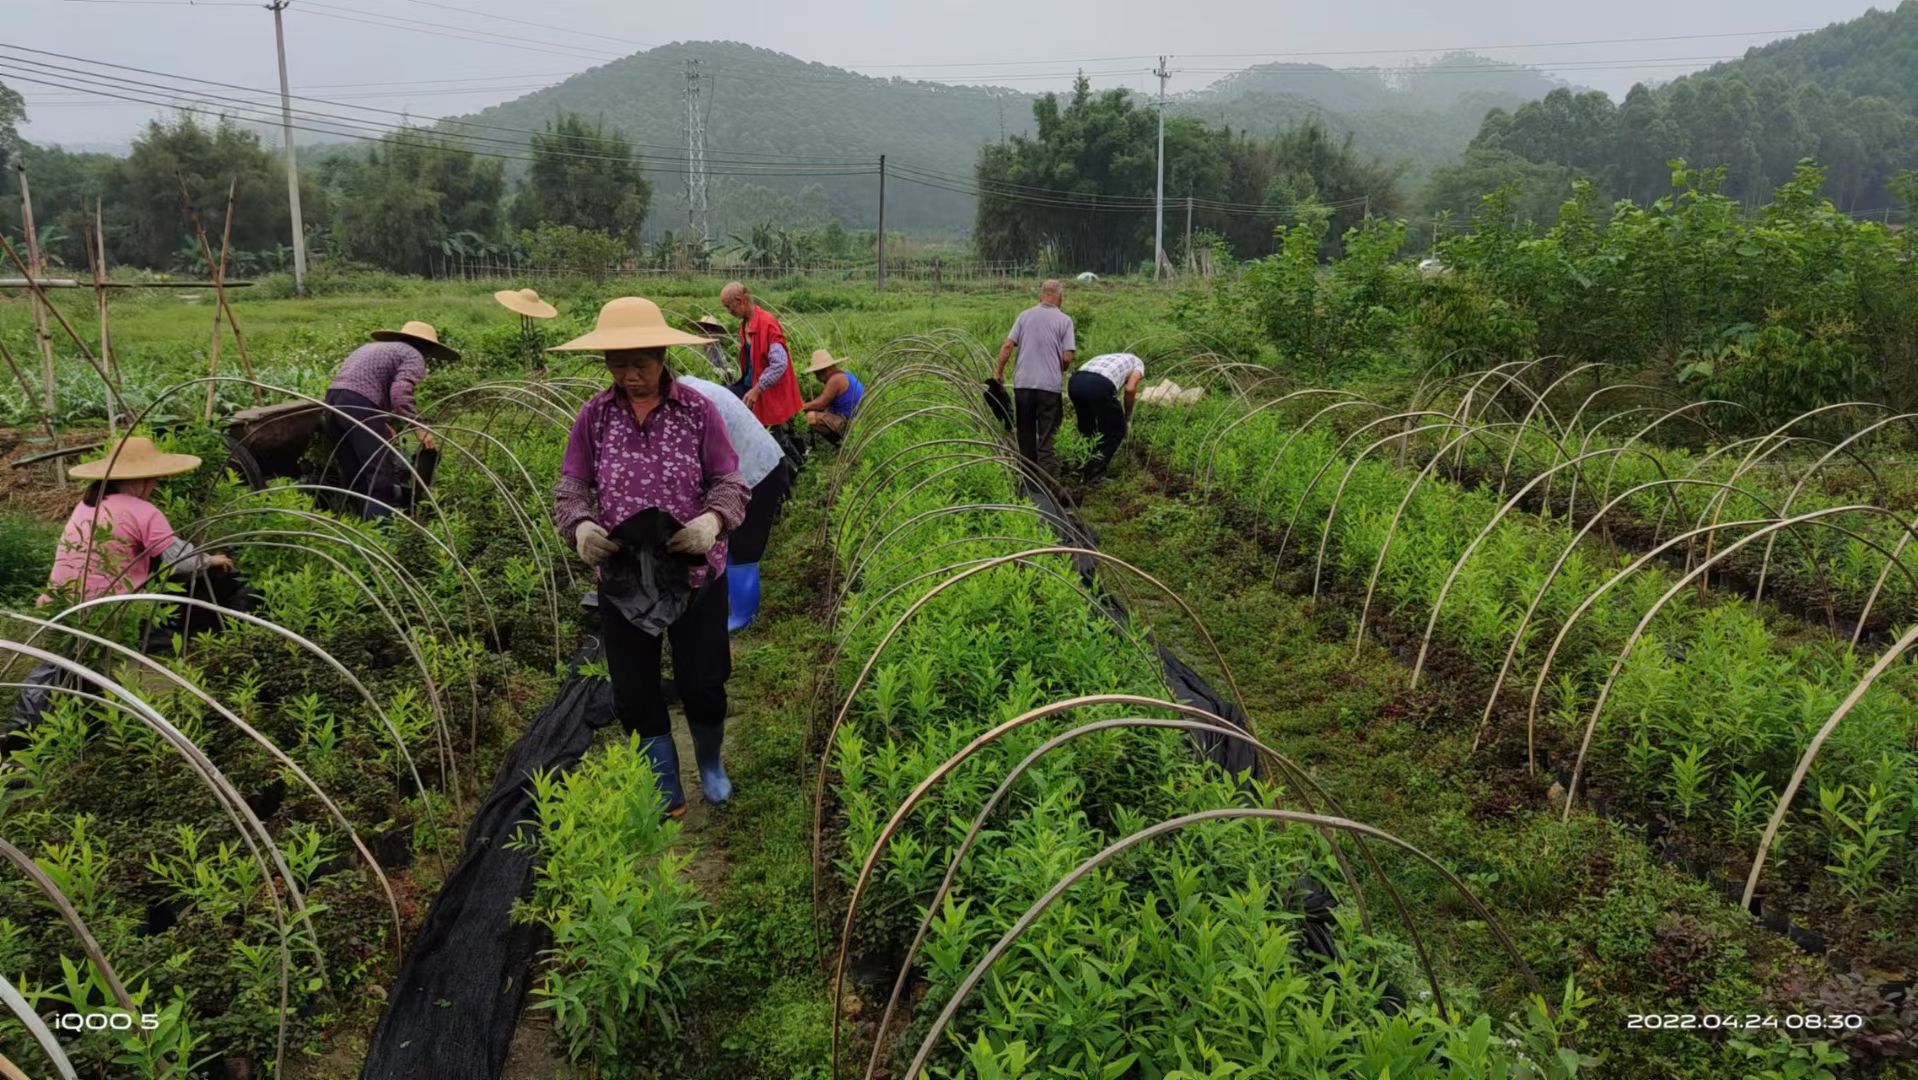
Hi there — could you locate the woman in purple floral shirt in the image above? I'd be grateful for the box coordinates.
[551,297,751,817]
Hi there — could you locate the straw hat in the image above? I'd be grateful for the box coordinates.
[807,349,843,374]
[494,288,558,320]
[550,297,714,352]
[68,436,203,481]
[370,320,460,363]
[693,313,727,332]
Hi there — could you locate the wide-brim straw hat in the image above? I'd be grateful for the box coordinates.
[68,436,202,481]
[693,313,727,332]
[807,349,842,374]
[370,320,460,363]
[550,297,714,352]
[495,288,558,319]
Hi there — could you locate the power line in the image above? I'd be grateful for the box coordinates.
[291,4,631,63]
[1183,55,1742,76]
[1175,26,1820,60]
[396,0,660,52]
[26,83,571,104]
[0,45,868,165]
[0,64,879,178]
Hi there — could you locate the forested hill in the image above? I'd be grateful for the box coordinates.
[1439,4,1918,220]
[451,41,1028,236]
[450,42,1562,236]
[1696,2,1918,114]
[1174,54,1557,180]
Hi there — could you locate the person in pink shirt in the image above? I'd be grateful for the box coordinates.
[45,436,232,604]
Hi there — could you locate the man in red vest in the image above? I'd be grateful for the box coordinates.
[720,281,803,428]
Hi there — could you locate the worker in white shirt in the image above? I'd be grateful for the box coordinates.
[1067,352,1145,481]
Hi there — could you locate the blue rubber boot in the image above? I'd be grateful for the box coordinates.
[726,563,761,633]
[638,734,687,819]
[689,721,732,806]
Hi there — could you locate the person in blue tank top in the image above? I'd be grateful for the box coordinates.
[801,349,864,444]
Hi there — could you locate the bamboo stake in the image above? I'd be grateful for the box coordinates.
[0,234,128,422]
[204,180,235,420]
[79,202,118,433]
[179,176,259,409]
[92,197,115,383]
[14,163,61,478]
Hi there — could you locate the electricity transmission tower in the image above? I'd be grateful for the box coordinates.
[684,58,709,249]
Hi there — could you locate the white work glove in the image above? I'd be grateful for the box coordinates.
[666,511,722,556]
[574,521,620,567]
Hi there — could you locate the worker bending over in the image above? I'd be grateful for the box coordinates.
[800,350,864,444]
[46,437,234,604]
[325,321,454,517]
[8,437,239,748]
[1068,352,1145,481]
[677,371,794,632]
[693,314,735,386]
[995,279,1075,482]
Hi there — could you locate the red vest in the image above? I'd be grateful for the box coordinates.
[739,306,803,427]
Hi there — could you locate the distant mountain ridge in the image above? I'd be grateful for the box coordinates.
[448,41,1567,235]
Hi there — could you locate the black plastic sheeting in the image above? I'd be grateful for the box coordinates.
[1025,482,1263,780]
[1023,479,1342,965]
[360,641,615,1080]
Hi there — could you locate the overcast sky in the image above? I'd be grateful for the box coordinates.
[7,0,1884,148]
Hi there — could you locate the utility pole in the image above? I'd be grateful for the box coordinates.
[876,155,888,291]
[684,58,709,249]
[269,0,308,296]
[1153,56,1170,281]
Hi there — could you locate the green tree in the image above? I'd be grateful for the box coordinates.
[101,114,306,269]
[1254,119,1403,258]
[1421,148,1581,227]
[1472,88,1619,177]
[0,144,116,269]
[974,83,1399,269]
[517,223,625,279]
[333,130,504,275]
[508,113,650,246]
[0,79,23,174]
[1613,85,1678,203]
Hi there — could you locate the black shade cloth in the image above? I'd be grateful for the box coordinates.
[984,378,1014,431]
[1026,481,1261,781]
[361,643,615,1080]
[770,425,808,473]
[597,508,701,637]
[401,445,440,514]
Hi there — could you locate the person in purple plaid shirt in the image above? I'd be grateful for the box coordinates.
[550,297,751,818]
[324,320,457,518]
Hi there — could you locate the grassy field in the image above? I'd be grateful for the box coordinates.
[0,272,1179,432]
[4,270,1914,1077]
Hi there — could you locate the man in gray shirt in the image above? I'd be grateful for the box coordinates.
[994,279,1076,482]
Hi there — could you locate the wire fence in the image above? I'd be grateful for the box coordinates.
[431,255,1039,285]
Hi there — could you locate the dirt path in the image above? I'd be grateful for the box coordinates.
[496,475,839,1080]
